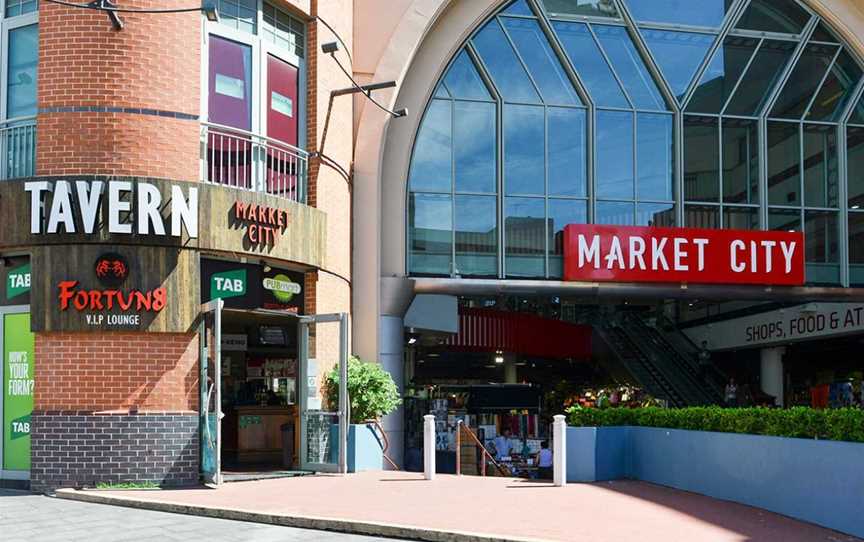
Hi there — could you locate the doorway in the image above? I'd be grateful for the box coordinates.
[198,302,348,484]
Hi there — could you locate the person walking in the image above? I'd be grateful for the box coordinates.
[724,378,738,407]
[536,441,553,480]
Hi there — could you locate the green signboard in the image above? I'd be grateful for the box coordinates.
[3,312,34,471]
[6,264,30,300]
[210,269,247,300]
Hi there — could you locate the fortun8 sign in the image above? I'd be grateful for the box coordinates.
[563,224,805,286]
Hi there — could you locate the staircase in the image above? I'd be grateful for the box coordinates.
[566,307,724,407]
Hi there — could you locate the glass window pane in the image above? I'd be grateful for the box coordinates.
[455,195,498,276]
[443,50,493,101]
[637,203,675,227]
[506,198,546,277]
[849,213,864,264]
[208,35,253,131]
[806,50,863,122]
[549,199,588,278]
[501,18,581,106]
[553,22,630,108]
[811,22,839,44]
[409,194,453,275]
[803,125,838,208]
[804,211,838,263]
[542,0,619,19]
[640,30,715,101]
[767,122,800,206]
[722,119,759,204]
[5,0,37,18]
[687,37,759,114]
[505,104,545,195]
[455,101,496,193]
[623,0,733,29]
[735,0,811,35]
[502,0,533,16]
[597,111,634,199]
[769,208,801,232]
[7,24,38,119]
[848,127,864,208]
[549,107,587,197]
[409,100,452,193]
[593,25,666,111]
[435,84,450,98]
[217,0,258,34]
[637,113,673,201]
[684,116,719,202]
[262,2,305,57]
[723,206,759,230]
[596,201,634,225]
[851,94,864,125]
[770,43,838,119]
[472,19,541,103]
[684,205,719,228]
[725,40,796,117]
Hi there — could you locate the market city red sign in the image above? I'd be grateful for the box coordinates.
[233,201,290,246]
[563,224,805,286]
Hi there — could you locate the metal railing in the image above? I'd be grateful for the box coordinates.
[201,122,308,204]
[0,116,36,180]
[455,420,509,477]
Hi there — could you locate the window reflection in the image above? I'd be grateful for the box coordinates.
[554,22,629,108]
[640,29,715,101]
[597,110,634,199]
[685,205,719,229]
[408,100,451,193]
[806,50,863,122]
[443,51,493,100]
[684,116,719,202]
[506,198,546,277]
[725,41,795,117]
[803,125,838,208]
[637,114,673,201]
[722,119,758,204]
[473,19,541,103]
[767,122,800,206]
[549,199,588,278]
[688,36,759,114]
[848,127,864,208]
[770,43,838,119]
[455,196,498,276]
[597,201,634,225]
[455,102,496,193]
[7,24,37,119]
[637,203,674,227]
[410,194,453,275]
[723,207,758,230]
[735,0,811,36]
[549,108,587,197]
[505,105,545,195]
[542,0,618,19]
[623,0,733,29]
[593,25,666,111]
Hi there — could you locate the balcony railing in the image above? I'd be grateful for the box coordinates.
[201,122,308,204]
[1,116,36,180]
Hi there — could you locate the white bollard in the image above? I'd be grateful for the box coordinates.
[553,414,567,487]
[424,414,436,480]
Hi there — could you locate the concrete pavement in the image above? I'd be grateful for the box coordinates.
[0,489,398,542]
[54,471,862,542]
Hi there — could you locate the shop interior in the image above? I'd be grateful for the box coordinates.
[219,310,300,474]
[403,296,864,477]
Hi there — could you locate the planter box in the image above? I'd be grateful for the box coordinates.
[329,424,384,472]
[566,426,864,539]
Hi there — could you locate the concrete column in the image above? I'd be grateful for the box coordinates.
[760,347,786,407]
[380,315,405,469]
[504,356,517,384]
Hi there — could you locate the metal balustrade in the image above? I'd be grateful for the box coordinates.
[0,116,36,180]
[201,122,308,204]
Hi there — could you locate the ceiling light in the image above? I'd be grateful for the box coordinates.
[407,337,417,345]
[494,355,504,364]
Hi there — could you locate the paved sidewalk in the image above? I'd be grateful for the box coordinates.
[0,489,398,542]
[56,471,861,542]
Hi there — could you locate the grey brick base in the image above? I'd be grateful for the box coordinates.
[30,411,199,492]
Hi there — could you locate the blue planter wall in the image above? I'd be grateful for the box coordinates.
[329,424,384,472]
[566,426,864,539]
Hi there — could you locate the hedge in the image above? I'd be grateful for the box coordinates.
[566,406,864,443]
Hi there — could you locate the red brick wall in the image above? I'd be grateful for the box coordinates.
[36,1,200,180]
[34,332,199,412]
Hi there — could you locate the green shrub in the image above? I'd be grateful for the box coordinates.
[566,406,864,443]
[324,356,402,424]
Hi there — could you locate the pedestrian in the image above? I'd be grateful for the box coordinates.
[724,377,738,407]
[536,440,553,480]
[493,428,513,460]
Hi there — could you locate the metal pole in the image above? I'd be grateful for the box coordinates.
[214,299,223,485]
[553,414,566,487]
[456,420,462,476]
[424,414,436,480]
[338,312,349,475]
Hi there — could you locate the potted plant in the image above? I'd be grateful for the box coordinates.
[324,356,402,472]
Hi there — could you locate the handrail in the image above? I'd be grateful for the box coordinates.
[0,114,36,126]
[456,420,509,477]
[363,419,400,471]
[201,121,309,156]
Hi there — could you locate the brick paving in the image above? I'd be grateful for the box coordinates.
[61,471,862,542]
[0,489,396,542]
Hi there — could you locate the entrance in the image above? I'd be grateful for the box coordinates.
[198,300,348,484]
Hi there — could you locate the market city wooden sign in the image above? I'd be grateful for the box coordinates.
[563,224,805,286]
[233,201,290,245]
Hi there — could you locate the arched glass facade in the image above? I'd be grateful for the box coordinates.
[407,0,864,286]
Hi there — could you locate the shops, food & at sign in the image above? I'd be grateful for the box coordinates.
[563,224,805,286]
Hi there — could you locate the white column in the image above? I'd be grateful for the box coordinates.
[423,414,436,480]
[380,315,405,469]
[553,415,567,487]
[760,347,786,407]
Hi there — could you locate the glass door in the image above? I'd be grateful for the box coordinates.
[298,313,348,473]
[265,52,301,199]
[199,299,223,484]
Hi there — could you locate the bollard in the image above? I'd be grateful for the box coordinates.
[424,414,436,480]
[553,414,566,487]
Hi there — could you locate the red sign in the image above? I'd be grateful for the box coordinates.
[234,201,290,246]
[563,224,805,286]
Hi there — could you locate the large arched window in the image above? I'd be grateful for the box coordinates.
[407,0,864,286]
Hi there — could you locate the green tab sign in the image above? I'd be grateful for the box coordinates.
[3,313,34,471]
[7,263,30,299]
[210,269,247,300]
